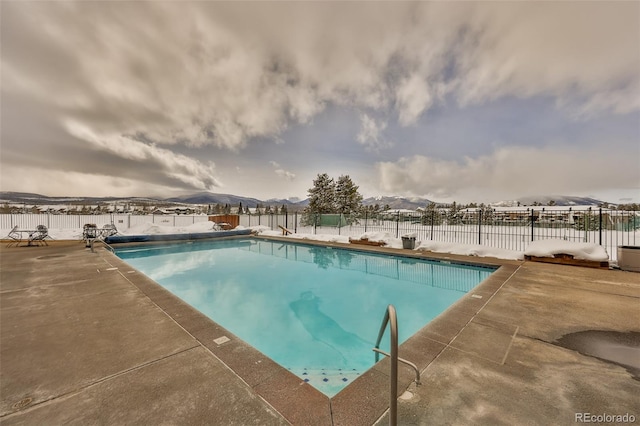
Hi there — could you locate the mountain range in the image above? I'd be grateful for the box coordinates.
[0,191,609,209]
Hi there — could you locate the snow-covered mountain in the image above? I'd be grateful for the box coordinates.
[166,192,264,207]
[491,195,606,207]
[1,191,611,210]
[362,196,433,210]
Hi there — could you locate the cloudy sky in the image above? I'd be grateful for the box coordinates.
[1,1,639,204]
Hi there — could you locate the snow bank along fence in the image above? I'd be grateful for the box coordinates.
[0,213,210,233]
[2,208,638,262]
[239,208,639,262]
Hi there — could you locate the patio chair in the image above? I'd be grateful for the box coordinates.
[6,225,21,247]
[83,224,97,242]
[28,225,50,246]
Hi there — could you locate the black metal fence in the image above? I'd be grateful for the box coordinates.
[240,208,639,262]
[2,208,637,262]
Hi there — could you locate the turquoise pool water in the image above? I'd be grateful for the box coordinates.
[116,238,494,396]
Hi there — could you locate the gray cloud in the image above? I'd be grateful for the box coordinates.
[1,1,638,198]
[376,143,640,201]
[269,161,296,181]
[356,114,393,152]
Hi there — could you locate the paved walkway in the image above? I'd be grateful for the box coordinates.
[1,240,638,425]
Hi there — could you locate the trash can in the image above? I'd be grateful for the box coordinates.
[401,236,416,249]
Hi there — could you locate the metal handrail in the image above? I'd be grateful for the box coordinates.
[90,237,115,253]
[372,348,421,386]
[373,305,399,426]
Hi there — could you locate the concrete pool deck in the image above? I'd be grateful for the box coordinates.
[1,239,638,425]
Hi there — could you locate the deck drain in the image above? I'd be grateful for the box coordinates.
[36,255,66,260]
[12,397,32,410]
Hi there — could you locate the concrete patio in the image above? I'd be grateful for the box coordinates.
[1,240,638,425]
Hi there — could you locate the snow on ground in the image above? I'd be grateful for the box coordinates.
[2,222,614,263]
[415,241,524,260]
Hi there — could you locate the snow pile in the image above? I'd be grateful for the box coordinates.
[524,240,609,261]
[288,232,351,244]
[122,221,218,235]
[241,225,272,234]
[415,241,524,260]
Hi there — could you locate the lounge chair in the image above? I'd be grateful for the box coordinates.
[5,225,21,247]
[28,225,50,246]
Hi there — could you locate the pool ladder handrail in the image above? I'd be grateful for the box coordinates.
[90,237,115,253]
[373,305,421,426]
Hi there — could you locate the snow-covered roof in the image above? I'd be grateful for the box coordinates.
[461,205,612,213]
[382,209,420,214]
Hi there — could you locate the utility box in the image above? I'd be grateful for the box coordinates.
[617,246,640,272]
[208,214,239,230]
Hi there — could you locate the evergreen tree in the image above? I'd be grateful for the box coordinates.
[302,173,336,225]
[238,202,243,214]
[335,175,363,218]
[447,201,462,225]
[421,202,443,225]
[309,173,336,213]
[481,204,495,224]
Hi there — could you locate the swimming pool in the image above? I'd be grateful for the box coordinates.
[115,238,494,396]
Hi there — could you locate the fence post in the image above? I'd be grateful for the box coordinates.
[294,212,298,233]
[478,209,482,245]
[599,207,602,245]
[530,209,534,241]
[364,210,368,233]
[396,212,400,238]
[430,212,434,240]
